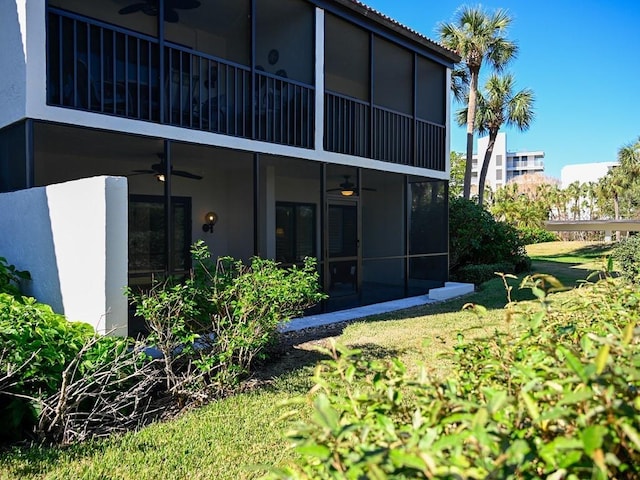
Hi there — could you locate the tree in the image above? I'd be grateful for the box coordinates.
[456,73,534,206]
[439,6,518,200]
[449,151,466,198]
[597,136,640,222]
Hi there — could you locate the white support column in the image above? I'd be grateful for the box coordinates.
[445,67,452,177]
[265,165,276,259]
[314,8,325,153]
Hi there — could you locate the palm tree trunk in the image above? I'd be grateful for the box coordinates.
[463,71,479,200]
[477,132,496,206]
[614,193,621,241]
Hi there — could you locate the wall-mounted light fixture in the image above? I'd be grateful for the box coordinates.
[202,211,218,233]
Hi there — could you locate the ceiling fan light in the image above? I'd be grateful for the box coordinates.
[341,189,355,196]
[156,173,166,182]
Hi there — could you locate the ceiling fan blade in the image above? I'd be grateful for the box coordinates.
[170,0,201,9]
[150,163,166,173]
[164,8,179,23]
[131,169,156,174]
[118,3,147,15]
[173,170,203,180]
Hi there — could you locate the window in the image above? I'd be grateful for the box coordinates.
[276,202,316,263]
[496,154,503,167]
[496,169,503,181]
[128,195,192,275]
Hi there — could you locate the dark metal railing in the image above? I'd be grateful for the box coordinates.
[325,91,446,171]
[47,9,161,120]
[255,71,314,148]
[46,8,314,149]
[373,106,412,165]
[416,118,446,171]
[164,44,251,137]
[324,92,370,158]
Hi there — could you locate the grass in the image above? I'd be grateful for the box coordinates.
[0,241,613,479]
[527,241,613,286]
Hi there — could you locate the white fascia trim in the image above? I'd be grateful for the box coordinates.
[314,8,325,152]
[444,67,451,180]
[35,105,448,180]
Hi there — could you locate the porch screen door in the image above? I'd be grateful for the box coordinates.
[327,200,359,297]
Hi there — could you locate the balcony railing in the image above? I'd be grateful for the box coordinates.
[324,91,446,171]
[324,92,370,158]
[46,8,314,149]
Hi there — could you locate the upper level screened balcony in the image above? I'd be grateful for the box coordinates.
[45,0,449,172]
[46,0,315,149]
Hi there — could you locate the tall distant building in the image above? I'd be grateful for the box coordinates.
[471,132,545,191]
[561,162,617,188]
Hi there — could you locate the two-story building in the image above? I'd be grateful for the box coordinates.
[0,0,459,335]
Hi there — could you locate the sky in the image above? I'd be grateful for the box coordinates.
[363,0,640,180]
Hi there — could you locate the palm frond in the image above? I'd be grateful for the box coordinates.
[450,67,470,102]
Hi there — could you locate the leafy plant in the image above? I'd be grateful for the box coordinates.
[128,241,326,401]
[613,235,640,283]
[0,257,30,297]
[271,275,640,479]
[450,262,514,286]
[517,225,558,245]
[0,294,95,441]
[449,197,530,274]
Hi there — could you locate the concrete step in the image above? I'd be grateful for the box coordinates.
[428,282,474,301]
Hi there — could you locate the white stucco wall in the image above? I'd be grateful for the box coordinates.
[0,176,128,335]
[0,0,28,128]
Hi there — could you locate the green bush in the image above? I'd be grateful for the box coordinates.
[450,262,514,286]
[271,276,640,479]
[0,294,95,441]
[0,256,30,297]
[129,241,326,399]
[449,198,530,276]
[613,235,640,283]
[517,226,559,245]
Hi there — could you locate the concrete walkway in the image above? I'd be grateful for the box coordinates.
[282,295,437,332]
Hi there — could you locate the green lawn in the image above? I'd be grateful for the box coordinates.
[0,241,613,479]
[526,241,613,286]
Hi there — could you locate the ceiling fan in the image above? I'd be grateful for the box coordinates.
[130,154,203,181]
[118,0,201,23]
[327,175,376,197]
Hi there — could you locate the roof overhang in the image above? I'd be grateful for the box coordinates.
[311,0,461,67]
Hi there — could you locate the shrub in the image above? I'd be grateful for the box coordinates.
[128,241,326,401]
[0,257,30,297]
[271,275,640,479]
[517,225,559,245]
[450,262,514,286]
[449,197,530,276]
[613,235,640,283]
[0,294,95,441]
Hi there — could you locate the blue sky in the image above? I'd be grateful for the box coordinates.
[363,0,640,180]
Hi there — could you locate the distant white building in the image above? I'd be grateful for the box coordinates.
[471,132,545,191]
[561,162,618,188]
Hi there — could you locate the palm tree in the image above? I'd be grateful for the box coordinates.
[456,73,534,206]
[566,181,583,221]
[439,6,518,200]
